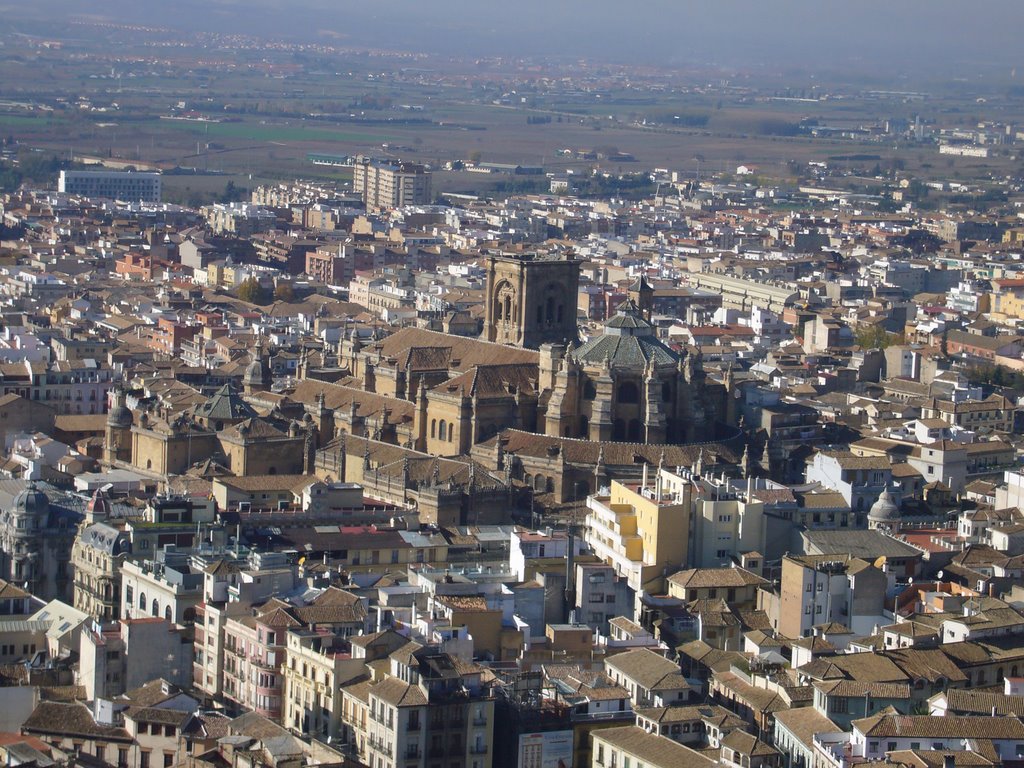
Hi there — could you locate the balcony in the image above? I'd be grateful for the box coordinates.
[368,737,393,757]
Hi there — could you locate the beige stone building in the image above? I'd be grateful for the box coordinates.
[71,489,131,622]
[104,384,320,480]
[340,645,495,768]
[281,631,365,741]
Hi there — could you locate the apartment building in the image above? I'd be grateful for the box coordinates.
[206,575,366,721]
[920,394,1014,434]
[768,555,888,639]
[343,647,495,768]
[584,477,690,600]
[72,512,131,622]
[352,157,432,211]
[120,550,204,625]
[193,556,273,702]
[575,563,631,634]
[0,359,116,416]
[59,170,162,203]
[804,450,893,515]
[660,468,768,568]
[77,617,192,701]
[200,203,277,237]
[282,630,365,741]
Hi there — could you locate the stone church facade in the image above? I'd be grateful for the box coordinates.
[339,252,727,460]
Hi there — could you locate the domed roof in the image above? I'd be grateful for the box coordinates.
[107,388,133,428]
[107,403,133,428]
[571,300,677,369]
[11,483,49,520]
[868,489,899,523]
[196,384,258,421]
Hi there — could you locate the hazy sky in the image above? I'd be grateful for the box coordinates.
[18,0,1024,75]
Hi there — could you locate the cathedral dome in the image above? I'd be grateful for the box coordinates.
[107,388,133,429]
[571,299,678,368]
[107,402,133,429]
[868,489,899,526]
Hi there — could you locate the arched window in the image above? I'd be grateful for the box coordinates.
[546,297,555,323]
[524,473,533,489]
[165,606,172,622]
[439,421,447,441]
[146,459,153,470]
[534,475,546,492]
[546,477,555,494]
[448,425,454,442]
[151,600,159,617]
[503,296,512,322]
[139,593,147,611]
[617,382,639,404]
[430,420,436,439]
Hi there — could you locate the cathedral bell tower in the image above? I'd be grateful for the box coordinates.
[483,253,581,350]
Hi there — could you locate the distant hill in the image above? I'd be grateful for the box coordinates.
[2,0,1020,76]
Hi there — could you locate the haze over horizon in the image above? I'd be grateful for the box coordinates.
[7,0,1024,77]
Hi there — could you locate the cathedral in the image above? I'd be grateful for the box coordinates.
[339,252,727,455]
[97,252,735,516]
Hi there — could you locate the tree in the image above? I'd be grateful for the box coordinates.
[237,278,264,305]
[854,325,896,350]
[220,180,240,203]
[274,282,295,302]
